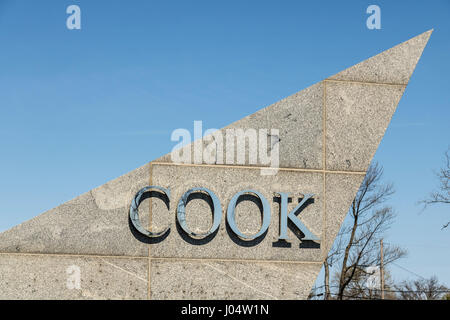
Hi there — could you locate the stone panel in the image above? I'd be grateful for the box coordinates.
[328,30,432,84]
[325,82,405,172]
[324,173,365,255]
[156,82,323,170]
[0,164,151,257]
[0,254,148,300]
[150,259,321,300]
[148,163,324,262]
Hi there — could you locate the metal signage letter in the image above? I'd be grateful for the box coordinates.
[129,186,171,238]
[277,192,319,241]
[226,189,271,240]
[177,187,222,239]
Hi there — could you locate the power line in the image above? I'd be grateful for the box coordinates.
[310,284,450,295]
[391,262,427,280]
[311,261,447,299]
[312,285,450,293]
[310,288,450,300]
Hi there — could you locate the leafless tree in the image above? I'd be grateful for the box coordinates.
[420,147,450,229]
[322,163,406,300]
[322,228,346,299]
[395,276,449,300]
[307,285,323,300]
[343,269,397,300]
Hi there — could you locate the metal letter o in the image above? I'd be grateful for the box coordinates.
[129,185,171,238]
[226,189,271,240]
[177,187,222,239]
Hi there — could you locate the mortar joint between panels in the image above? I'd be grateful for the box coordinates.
[147,257,324,265]
[323,78,408,87]
[322,80,327,172]
[147,251,152,300]
[0,252,325,267]
[149,162,367,175]
[0,252,149,260]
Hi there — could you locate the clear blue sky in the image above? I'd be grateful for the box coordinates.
[0,0,448,287]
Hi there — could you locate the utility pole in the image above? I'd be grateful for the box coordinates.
[380,239,385,299]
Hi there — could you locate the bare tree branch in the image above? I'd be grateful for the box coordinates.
[396,277,449,300]
[320,162,406,300]
[419,147,450,229]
